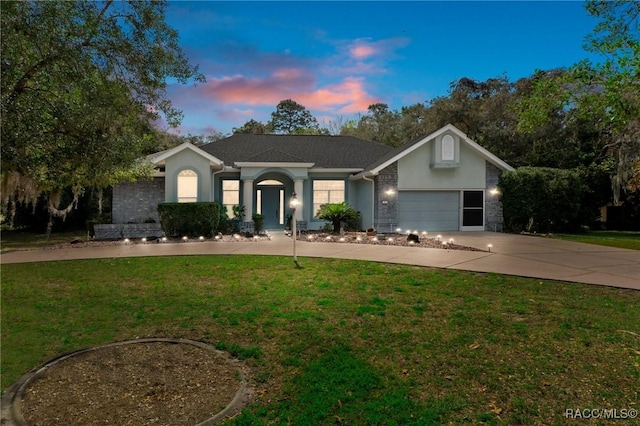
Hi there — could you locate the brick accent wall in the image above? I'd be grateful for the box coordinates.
[485,162,504,232]
[112,177,165,224]
[374,163,398,232]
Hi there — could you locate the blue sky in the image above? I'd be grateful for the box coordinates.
[163,1,602,135]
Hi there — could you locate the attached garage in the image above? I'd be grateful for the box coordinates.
[398,191,460,231]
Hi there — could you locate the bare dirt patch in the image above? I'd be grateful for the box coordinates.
[15,340,251,426]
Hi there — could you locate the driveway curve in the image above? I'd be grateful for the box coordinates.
[1,232,638,290]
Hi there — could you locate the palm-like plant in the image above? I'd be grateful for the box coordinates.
[315,202,360,233]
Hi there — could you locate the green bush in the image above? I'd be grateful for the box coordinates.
[157,202,224,237]
[499,167,586,233]
[252,213,264,234]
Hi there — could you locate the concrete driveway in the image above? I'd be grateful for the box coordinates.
[1,232,638,290]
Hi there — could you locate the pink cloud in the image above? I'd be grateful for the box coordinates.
[200,67,380,116]
[350,44,377,60]
[294,77,381,113]
[202,67,315,105]
[347,37,410,61]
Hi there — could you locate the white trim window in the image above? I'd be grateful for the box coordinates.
[177,169,198,203]
[222,180,240,217]
[313,180,345,215]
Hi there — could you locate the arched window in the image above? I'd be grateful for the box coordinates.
[177,169,198,202]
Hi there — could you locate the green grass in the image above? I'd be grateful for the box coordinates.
[0,230,87,252]
[2,256,639,425]
[556,230,640,250]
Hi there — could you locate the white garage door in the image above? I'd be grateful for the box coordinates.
[398,191,460,231]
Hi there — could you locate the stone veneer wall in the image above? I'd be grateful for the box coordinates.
[94,223,165,240]
[374,163,398,233]
[112,177,165,224]
[485,162,504,232]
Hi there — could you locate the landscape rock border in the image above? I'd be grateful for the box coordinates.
[1,338,254,426]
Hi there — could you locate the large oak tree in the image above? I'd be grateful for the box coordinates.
[1,1,203,226]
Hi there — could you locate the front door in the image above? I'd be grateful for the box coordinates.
[259,186,284,229]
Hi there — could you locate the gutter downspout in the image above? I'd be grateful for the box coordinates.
[362,174,375,229]
[211,165,226,202]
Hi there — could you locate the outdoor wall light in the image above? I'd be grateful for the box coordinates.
[489,188,500,196]
[385,189,396,196]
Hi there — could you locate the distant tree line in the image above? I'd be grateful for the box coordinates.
[2,1,638,232]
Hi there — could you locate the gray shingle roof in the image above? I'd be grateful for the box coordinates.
[199,134,393,169]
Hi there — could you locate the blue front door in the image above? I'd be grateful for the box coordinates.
[260,186,284,229]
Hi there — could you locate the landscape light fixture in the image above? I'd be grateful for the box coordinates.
[289,192,301,268]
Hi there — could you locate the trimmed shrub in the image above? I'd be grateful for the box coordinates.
[157,202,224,237]
[252,213,264,234]
[500,167,586,233]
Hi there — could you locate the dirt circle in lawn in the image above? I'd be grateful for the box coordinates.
[6,338,253,426]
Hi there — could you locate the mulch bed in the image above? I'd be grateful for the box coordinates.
[298,231,484,251]
[17,341,249,426]
[32,232,484,252]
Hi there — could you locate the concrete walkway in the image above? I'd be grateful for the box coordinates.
[1,232,638,290]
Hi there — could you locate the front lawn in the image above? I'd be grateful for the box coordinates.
[0,230,87,252]
[2,256,639,424]
[556,230,640,250]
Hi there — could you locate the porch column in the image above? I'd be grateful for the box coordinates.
[294,179,304,221]
[242,179,254,222]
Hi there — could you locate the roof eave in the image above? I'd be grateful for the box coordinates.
[234,162,315,168]
[150,142,224,168]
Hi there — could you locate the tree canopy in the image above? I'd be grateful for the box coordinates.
[1,1,203,223]
[516,0,640,202]
[269,99,322,134]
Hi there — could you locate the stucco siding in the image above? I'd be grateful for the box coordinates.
[351,179,374,230]
[164,149,212,202]
[398,139,486,190]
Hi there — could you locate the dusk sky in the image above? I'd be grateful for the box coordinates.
[163,1,603,136]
